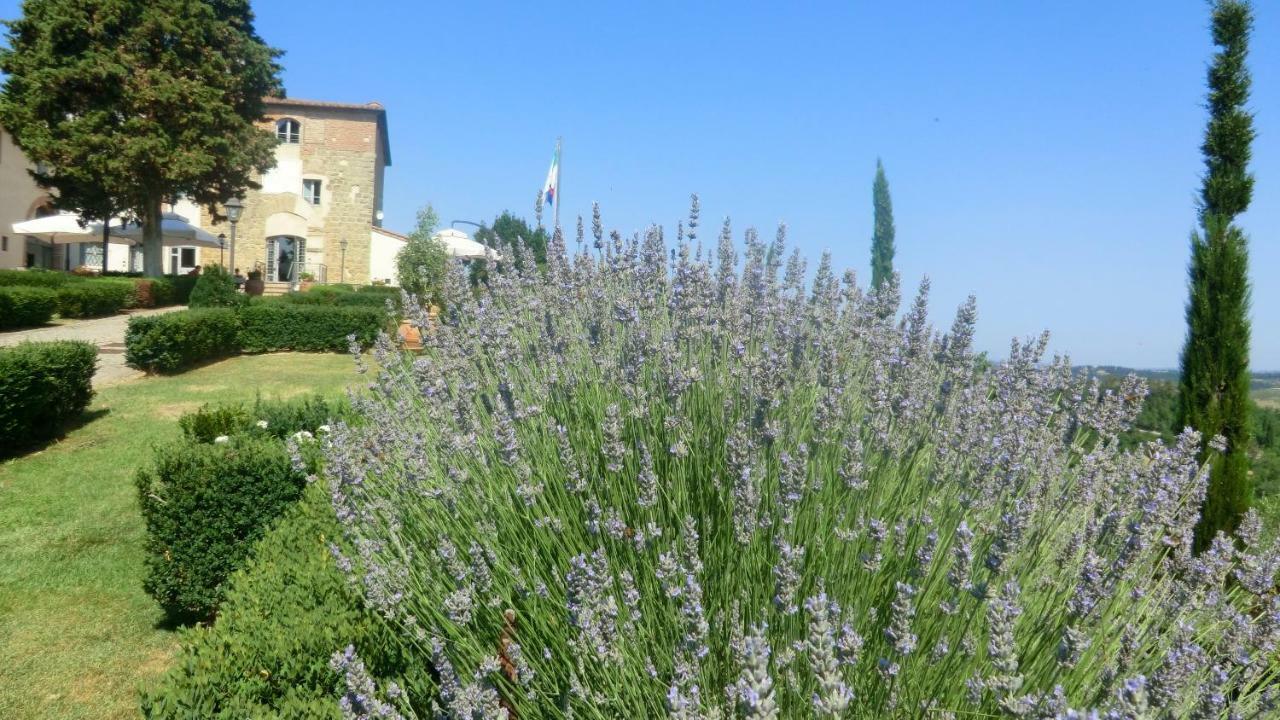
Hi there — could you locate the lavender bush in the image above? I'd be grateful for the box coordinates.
[324,199,1279,718]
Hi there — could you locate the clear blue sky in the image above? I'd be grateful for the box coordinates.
[3,1,1277,369]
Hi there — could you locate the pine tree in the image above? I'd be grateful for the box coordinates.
[1180,0,1255,548]
[0,0,283,276]
[870,159,895,291]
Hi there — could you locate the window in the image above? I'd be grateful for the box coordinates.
[181,248,196,267]
[1,236,7,252]
[303,179,322,205]
[276,118,300,143]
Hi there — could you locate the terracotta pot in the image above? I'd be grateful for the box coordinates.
[398,318,423,350]
[299,280,314,292]
[244,276,265,297]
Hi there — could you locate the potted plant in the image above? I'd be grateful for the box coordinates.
[244,269,265,297]
[299,271,315,292]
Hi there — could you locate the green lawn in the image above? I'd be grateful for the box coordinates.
[0,353,361,720]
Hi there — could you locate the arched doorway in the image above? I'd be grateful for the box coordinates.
[266,235,306,283]
[25,202,56,268]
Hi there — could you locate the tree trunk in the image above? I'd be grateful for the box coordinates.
[101,222,111,275]
[142,196,165,277]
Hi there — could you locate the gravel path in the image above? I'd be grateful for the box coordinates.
[0,307,185,387]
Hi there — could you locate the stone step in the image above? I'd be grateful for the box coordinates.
[260,282,291,297]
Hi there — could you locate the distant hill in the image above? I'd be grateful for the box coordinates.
[1075,366,1280,407]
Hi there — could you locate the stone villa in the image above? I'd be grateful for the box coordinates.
[2,96,406,285]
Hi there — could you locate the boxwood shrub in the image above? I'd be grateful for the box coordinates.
[0,268,73,288]
[136,436,308,620]
[188,266,244,309]
[0,286,58,329]
[138,485,433,719]
[54,280,134,318]
[125,309,241,373]
[238,304,389,353]
[278,287,400,312]
[170,274,200,305]
[0,341,96,455]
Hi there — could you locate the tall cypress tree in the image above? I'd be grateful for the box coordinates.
[1180,0,1255,548]
[870,159,895,291]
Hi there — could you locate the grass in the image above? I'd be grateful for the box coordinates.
[0,353,362,720]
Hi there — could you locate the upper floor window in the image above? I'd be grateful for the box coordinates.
[303,179,322,205]
[276,118,300,144]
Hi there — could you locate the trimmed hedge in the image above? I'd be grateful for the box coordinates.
[0,341,97,455]
[0,268,73,288]
[278,287,400,311]
[54,280,134,318]
[0,286,58,329]
[136,437,308,620]
[125,309,241,373]
[238,304,389,353]
[138,485,432,718]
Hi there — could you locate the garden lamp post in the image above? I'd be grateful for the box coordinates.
[225,197,244,274]
[340,238,348,282]
[218,233,226,266]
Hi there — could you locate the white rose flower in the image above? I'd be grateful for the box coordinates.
[214,435,230,444]
[317,424,332,434]
[256,420,269,429]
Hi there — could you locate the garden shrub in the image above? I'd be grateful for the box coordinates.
[324,216,1280,717]
[170,273,200,305]
[0,341,96,455]
[0,286,58,328]
[179,394,351,444]
[138,485,433,719]
[136,436,308,620]
[149,277,179,307]
[177,403,253,444]
[54,280,133,318]
[355,284,400,296]
[188,265,243,309]
[278,288,400,312]
[125,309,241,373]
[238,304,388,353]
[0,268,72,288]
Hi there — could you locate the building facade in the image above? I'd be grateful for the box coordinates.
[0,128,56,269]
[186,97,393,285]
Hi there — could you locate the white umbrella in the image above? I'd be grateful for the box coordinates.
[11,213,131,244]
[117,212,222,249]
[432,228,503,260]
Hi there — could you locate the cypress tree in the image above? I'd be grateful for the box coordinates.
[1180,0,1255,548]
[869,159,895,291]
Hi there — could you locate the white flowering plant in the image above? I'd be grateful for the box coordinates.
[324,200,1279,719]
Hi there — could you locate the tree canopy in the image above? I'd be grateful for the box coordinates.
[395,204,448,305]
[0,0,283,275]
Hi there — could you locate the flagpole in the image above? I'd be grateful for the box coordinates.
[554,136,562,229]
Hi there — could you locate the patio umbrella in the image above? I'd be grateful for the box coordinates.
[432,228,503,260]
[11,213,133,273]
[116,212,222,249]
